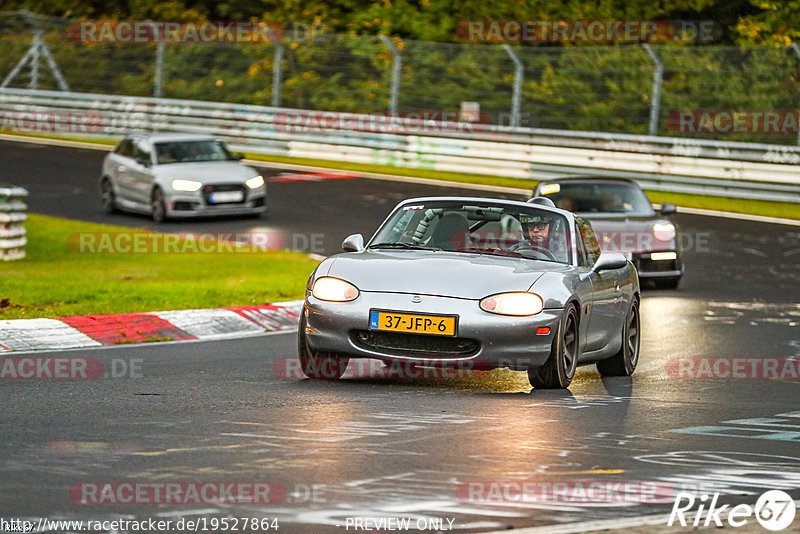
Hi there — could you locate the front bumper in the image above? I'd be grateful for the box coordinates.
[304,291,562,370]
[164,188,266,218]
[631,252,683,279]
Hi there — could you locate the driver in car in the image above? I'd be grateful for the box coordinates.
[508,215,552,252]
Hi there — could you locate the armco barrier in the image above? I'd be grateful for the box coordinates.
[0,88,799,202]
[0,184,27,261]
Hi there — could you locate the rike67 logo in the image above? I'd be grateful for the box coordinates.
[669,490,796,531]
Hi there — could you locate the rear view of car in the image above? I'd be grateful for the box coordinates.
[534,177,682,289]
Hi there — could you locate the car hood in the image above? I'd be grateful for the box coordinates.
[323,250,568,299]
[578,214,674,252]
[154,161,257,183]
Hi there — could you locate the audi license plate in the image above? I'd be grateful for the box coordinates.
[369,310,457,336]
[209,191,243,203]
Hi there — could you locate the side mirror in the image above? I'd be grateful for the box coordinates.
[591,252,628,273]
[660,203,677,216]
[342,234,365,252]
[135,157,150,168]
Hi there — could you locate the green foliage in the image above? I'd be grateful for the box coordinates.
[1,1,798,143]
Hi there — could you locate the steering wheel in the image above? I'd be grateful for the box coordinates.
[510,241,559,262]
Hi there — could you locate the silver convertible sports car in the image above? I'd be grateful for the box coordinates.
[101,133,266,222]
[298,196,641,389]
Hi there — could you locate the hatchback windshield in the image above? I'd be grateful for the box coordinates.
[370,200,572,264]
[542,182,654,215]
[154,140,235,164]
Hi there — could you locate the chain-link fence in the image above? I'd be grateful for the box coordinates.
[1,11,799,145]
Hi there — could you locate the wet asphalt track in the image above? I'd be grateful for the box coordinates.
[1,139,800,532]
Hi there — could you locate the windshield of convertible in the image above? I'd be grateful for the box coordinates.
[154,140,236,164]
[541,182,654,215]
[369,201,572,264]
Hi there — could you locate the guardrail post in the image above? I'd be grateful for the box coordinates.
[642,43,663,137]
[380,36,401,114]
[502,45,524,128]
[791,43,800,146]
[0,184,28,261]
[271,38,283,107]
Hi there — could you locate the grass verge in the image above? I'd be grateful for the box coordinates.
[0,214,318,320]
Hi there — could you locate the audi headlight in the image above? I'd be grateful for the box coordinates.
[480,292,544,316]
[172,179,202,192]
[653,221,675,241]
[312,277,359,302]
[246,175,264,189]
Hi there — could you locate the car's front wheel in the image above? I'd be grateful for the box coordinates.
[151,188,167,223]
[101,178,116,214]
[297,315,350,379]
[597,297,640,376]
[528,304,579,389]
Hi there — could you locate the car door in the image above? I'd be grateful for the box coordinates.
[129,138,156,206]
[107,138,137,204]
[577,218,620,352]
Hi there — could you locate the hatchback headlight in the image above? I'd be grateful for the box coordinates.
[312,277,360,302]
[480,292,544,316]
[246,175,265,189]
[653,222,675,241]
[172,179,202,192]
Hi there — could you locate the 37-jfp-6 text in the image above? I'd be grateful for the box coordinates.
[369,310,457,336]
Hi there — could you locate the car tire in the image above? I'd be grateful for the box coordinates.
[654,277,680,290]
[101,178,117,214]
[151,188,167,223]
[297,315,350,379]
[528,304,579,389]
[597,297,640,376]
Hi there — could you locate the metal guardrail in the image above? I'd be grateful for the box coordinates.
[0,184,27,261]
[0,88,799,202]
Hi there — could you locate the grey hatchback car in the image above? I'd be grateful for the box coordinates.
[101,133,266,222]
[534,177,682,289]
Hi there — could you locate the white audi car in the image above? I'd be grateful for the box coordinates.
[101,133,266,222]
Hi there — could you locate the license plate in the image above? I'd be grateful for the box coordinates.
[369,310,457,336]
[209,191,243,203]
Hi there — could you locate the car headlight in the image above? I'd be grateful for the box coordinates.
[172,179,202,192]
[480,292,544,316]
[246,175,264,189]
[653,221,675,241]
[312,277,360,302]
